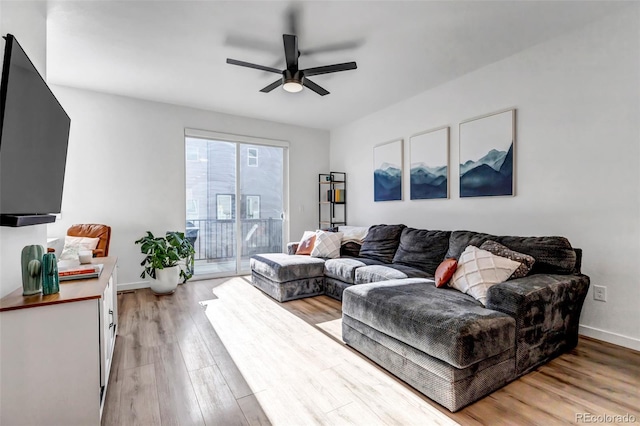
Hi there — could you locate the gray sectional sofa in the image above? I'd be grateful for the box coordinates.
[249,224,589,412]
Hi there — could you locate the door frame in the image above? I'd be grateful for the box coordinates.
[184,128,290,279]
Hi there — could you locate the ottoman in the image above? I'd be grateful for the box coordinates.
[250,253,325,302]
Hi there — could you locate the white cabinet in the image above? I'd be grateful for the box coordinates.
[0,257,118,426]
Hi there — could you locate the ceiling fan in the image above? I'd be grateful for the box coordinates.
[226,34,357,96]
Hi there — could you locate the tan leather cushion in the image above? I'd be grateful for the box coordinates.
[67,224,111,257]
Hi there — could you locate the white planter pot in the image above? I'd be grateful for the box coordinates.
[150,265,180,295]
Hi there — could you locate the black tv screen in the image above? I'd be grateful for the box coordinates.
[0,34,70,215]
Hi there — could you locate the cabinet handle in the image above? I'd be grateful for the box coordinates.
[109,322,114,329]
[109,309,113,315]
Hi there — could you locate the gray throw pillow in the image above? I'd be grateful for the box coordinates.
[480,240,535,279]
[359,224,406,264]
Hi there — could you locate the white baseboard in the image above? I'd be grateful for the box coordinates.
[579,325,640,351]
[117,281,150,292]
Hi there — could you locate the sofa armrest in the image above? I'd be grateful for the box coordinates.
[286,242,299,255]
[486,273,589,375]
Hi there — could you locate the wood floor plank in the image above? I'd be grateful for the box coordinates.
[324,401,387,426]
[119,363,162,426]
[101,335,125,426]
[177,324,216,372]
[212,349,256,399]
[189,365,250,426]
[236,394,273,426]
[247,385,330,425]
[153,343,205,426]
[330,363,457,426]
[104,277,640,426]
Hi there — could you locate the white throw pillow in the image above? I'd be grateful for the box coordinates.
[59,236,100,260]
[311,231,343,259]
[450,245,521,305]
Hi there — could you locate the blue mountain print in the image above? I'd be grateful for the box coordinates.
[460,143,513,197]
[374,163,402,201]
[410,163,447,199]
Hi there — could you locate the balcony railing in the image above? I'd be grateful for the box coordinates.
[186,218,283,261]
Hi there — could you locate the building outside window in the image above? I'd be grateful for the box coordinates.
[247,148,258,167]
[216,194,234,220]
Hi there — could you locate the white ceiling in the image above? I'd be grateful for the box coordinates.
[46,1,626,130]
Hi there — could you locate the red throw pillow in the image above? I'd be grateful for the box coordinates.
[296,232,316,255]
[435,258,458,288]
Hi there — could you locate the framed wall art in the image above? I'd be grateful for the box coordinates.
[459,109,515,197]
[409,126,449,200]
[373,139,403,202]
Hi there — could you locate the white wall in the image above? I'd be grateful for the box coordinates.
[0,1,48,298]
[47,86,329,288]
[330,8,640,349]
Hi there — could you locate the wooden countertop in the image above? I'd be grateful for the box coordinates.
[0,257,117,312]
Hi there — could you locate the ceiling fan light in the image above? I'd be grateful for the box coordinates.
[283,81,303,93]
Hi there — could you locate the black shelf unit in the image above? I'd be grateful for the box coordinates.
[319,172,346,229]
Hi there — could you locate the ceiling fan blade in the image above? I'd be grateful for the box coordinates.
[283,34,298,70]
[302,62,357,77]
[302,78,329,96]
[302,40,363,56]
[260,79,283,93]
[224,34,281,54]
[226,58,282,74]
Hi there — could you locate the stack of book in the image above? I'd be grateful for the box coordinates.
[327,189,346,202]
[58,264,104,281]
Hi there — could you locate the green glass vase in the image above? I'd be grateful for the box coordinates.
[21,245,44,296]
[42,253,60,295]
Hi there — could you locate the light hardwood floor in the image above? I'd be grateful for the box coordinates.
[103,276,640,426]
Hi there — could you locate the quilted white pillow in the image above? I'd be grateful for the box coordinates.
[311,231,343,259]
[450,245,521,305]
[59,236,100,260]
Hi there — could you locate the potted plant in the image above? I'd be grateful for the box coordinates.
[135,231,195,295]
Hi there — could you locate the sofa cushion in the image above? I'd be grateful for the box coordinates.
[480,240,535,279]
[392,228,451,275]
[359,224,406,263]
[250,253,325,283]
[324,258,382,284]
[446,231,576,275]
[355,264,432,284]
[342,279,516,369]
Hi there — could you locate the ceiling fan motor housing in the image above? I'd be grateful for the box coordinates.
[283,69,304,85]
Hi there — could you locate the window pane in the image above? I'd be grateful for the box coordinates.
[185,137,236,275]
[239,144,283,270]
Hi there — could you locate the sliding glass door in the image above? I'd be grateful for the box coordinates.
[185,132,287,277]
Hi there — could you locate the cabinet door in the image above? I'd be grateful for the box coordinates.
[100,277,115,390]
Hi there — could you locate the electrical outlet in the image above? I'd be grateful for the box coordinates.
[593,285,607,302]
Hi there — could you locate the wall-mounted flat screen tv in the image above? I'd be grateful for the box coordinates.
[0,33,70,218]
